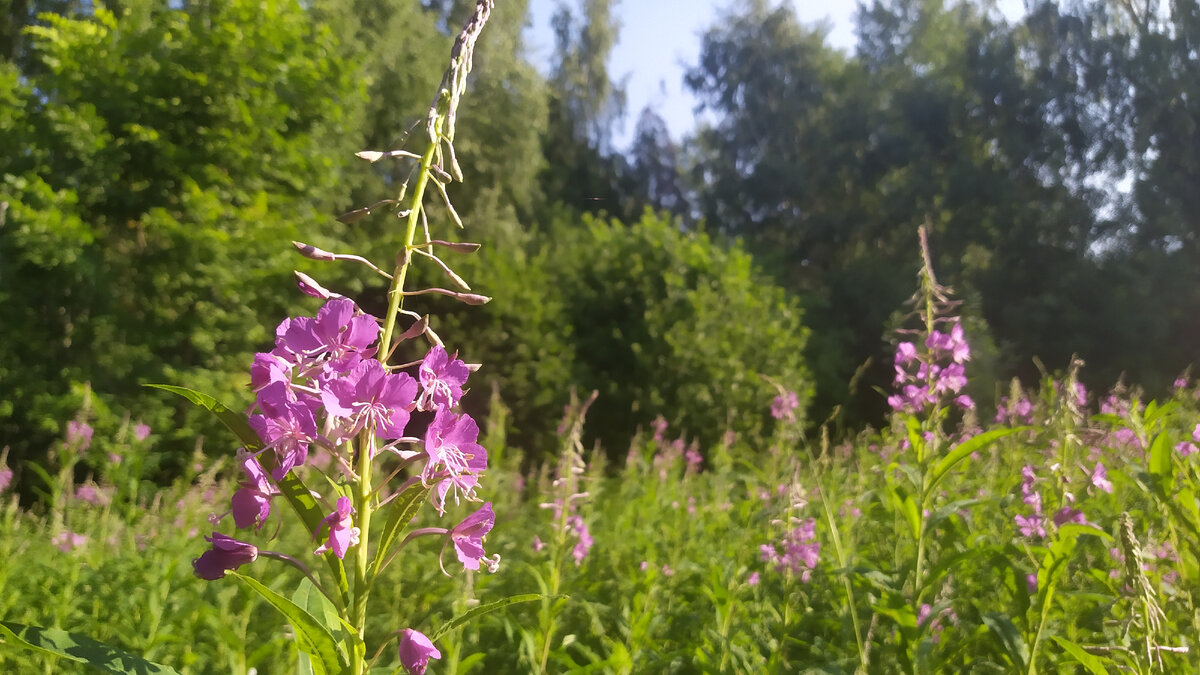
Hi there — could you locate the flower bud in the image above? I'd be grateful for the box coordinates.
[193,533,258,580]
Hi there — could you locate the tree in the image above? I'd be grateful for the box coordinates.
[0,0,367,472]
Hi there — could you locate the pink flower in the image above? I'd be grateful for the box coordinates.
[74,484,111,506]
[249,382,320,480]
[1090,462,1113,494]
[422,410,488,511]
[1052,507,1088,527]
[52,531,87,552]
[1025,573,1038,594]
[747,571,760,586]
[448,503,496,572]
[567,515,593,566]
[1015,514,1046,539]
[771,391,800,420]
[651,416,669,442]
[66,420,94,451]
[315,497,360,559]
[1177,441,1198,457]
[320,359,417,443]
[133,422,152,442]
[193,533,258,579]
[417,345,470,412]
[532,535,546,552]
[397,628,441,675]
[0,466,11,494]
[281,298,379,370]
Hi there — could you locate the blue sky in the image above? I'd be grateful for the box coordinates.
[524,0,1023,146]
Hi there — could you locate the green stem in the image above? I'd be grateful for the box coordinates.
[379,136,440,360]
[350,435,373,675]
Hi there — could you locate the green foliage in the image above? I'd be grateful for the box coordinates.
[8,370,1198,672]
[0,1,367,473]
[443,210,812,459]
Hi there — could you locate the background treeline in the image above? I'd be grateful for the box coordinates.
[1,0,1196,478]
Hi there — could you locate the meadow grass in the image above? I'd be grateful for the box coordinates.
[3,369,1198,673]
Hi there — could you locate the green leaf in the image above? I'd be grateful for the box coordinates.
[1048,636,1110,675]
[925,498,982,531]
[373,483,432,577]
[429,594,550,642]
[929,427,1026,496]
[1148,430,1174,493]
[292,578,362,668]
[884,468,921,541]
[145,384,261,451]
[981,612,1028,671]
[230,573,347,675]
[904,415,924,460]
[0,622,181,674]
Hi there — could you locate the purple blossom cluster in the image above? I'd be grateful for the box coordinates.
[1015,465,1046,539]
[888,321,973,414]
[994,396,1034,425]
[194,298,494,580]
[1015,462,1102,541]
[918,603,957,643]
[760,517,820,581]
[1175,423,1200,456]
[66,420,94,452]
[770,390,800,421]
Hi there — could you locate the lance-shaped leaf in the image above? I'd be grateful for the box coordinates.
[0,622,180,674]
[373,483,432,577]
[293,578,364,669]
[145,384,261,451]
[231,573,348,675]
[928,427,1027,497]
[429,594,549,642]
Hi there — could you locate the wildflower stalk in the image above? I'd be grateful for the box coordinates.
[351,7,493,664]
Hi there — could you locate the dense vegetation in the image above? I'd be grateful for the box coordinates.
[2,0,1198,473]
[1,0,1199,671]
[4,344,1200,672]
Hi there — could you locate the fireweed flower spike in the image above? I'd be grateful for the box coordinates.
[315,496,360,559]
[398,628,441,675]
[181,6,512,674]
[193,533,259,580]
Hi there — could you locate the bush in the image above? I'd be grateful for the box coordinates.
[444,210,813,460]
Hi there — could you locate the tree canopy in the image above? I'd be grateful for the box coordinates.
[1,0,1197,475]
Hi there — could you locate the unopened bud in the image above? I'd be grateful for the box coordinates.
[429,239,481,253]
[294,271,341,300]
[396,316,428,342]
[293,241,336,261]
